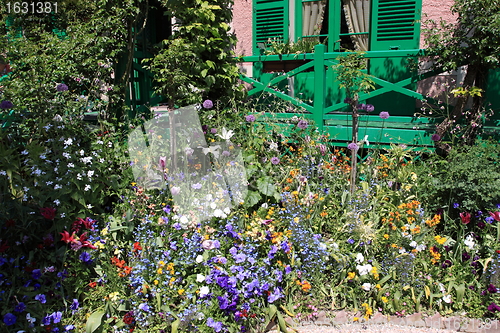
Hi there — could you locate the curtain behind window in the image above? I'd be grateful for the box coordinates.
[302,1,326,40]
[343,0,370,51]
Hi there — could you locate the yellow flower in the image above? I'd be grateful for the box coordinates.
[293,217,300,223]
[375,284,381,289]
[353,317,359,322]
[94,241,105,250]
[154,280,159,285]
[383,234,389,239]
[178,289,185,295]
[435,235,446,245]
[381,296,388,303]
[347,272,356,280]
[108,292,119,302]
[157,268,163,275]
[101,228,109,236]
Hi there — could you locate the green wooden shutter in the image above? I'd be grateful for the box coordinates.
[368,0,422,116]
[253,0,289,55]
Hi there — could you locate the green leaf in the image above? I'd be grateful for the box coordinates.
[171,318,180,333]
[244,190,262,207]
[257,177,277,197]
[85,310,104,333]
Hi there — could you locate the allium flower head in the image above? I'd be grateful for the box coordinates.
[202,99,213,109]
[270,157,280,165]
[379,111,390,119]
[245,114,256,122]
[431,134,441,141]
[0,100,13,109]
[365,104,375,112]
[347,142,359,151]
[56,83,68,92]
[297,119,308,129]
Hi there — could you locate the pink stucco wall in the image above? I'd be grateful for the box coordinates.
[420,0,457,48]
[232,0,252,57]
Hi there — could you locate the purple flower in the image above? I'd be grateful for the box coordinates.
[488,303,500,312]
[51,311,62,324]
[357,103,367,111]
[159,156,167,169]
[347,142,359,151]
[431,134,441,141]
[268,287,284,303]
[0,100,13,109]
[56,83,68,92]
[487,284,498,293]
[344,97,353,104]
[163,205,171,214]
[3,313,16,326]
[297,119,308,129]
[192,183,202,190]
[347,238,355,244]
[14,302,26,313]
[245,114,256,122]
[70,299,79,311]
[43,315,52,326]
[234,253,246,263]
[32,269,42,280]
[210,128,217,134]
[206,317,223,332]
[379,111,390,119]
[139,303,150,312]
[270,157,280,165]
[79,251,92,263]
[453,203,460,208]
[202,99,213,109]
[35,294,46,304]
[365,104,375,112]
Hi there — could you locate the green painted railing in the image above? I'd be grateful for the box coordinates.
[238,44,448,147]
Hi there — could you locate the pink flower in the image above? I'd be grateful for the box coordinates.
[489,211,500,222]
[460,212,471,224]
[40,207,56,220]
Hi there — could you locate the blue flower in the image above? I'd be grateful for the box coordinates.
[70,299,79,311]
[51,311,62,324]
[35,294,46,304]
[206,317,223,332]
[453,203,460,208]
[3,313,16,326]
[139,303,150,312]
[0,100,14,109]
[32,268,42,280]
[268,287,284,303]
[79,251,92,263]
[14,302,26,313]
[347,238,355,244]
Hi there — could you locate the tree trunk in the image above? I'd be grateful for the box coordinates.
[435,63,479,151]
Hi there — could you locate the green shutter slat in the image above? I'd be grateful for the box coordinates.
[253,0,289,54]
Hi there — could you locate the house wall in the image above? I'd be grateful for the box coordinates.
[232,0,253,77]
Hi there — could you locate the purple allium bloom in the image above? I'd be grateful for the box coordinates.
[79,251,92,263]
[202,124,208,132]
[56,83,68,92]
[379,111,390,119]
[245,114,256,122]
[347,142,359,151]
[297,119,308,129]
[3,313,16,326]
[357,103,367,111]
[35,294,47,304]
[0,100,13,109]
[14,302,26,313]
[32,269,42,280]
[488,303,500,312]
[270,157,280,165]
[202,99,213,109]
[431,134,441,141]
[211,128,217,134]
[365,104,375,112]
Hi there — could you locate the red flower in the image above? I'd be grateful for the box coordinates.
[60,231,76,243]
[489,211,500,222]
[88,281,97,288]
[123,312,135,325]
[133,242,142,252]
[460,212,471,224]
[79,232,97,249]
[40,207,56,220]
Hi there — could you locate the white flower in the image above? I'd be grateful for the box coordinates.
[87,170,95,178]
[416,244,426,252]
[82,156,93,164]
[64,138,73,146]
[196,274,205,282]
[442,294,452,303]
[54,184,62,190]
[355,253,364,264]
[216,127,235,142]
[179,216,189,228]
[202,240,216,250]
[464,235,475,250]
[185,147,194,156]
[361,283,372,291]
[87,204,93,209]
[199,145,221,158]
[68,163,74,168]
[199,286,210,297]
[196,255,204,263]
[53,199,60,206]
[410,241,418,248]
[170,186,180,195]
[399,248,406,254]
[0,170,6,176]
[210,202,217,209]
[223,207,231,215]
[84,184,91,191]
[356,264,372,276]
[438,283,446,293]
[213,209,227,218]
[21,150,28,155]
[269,141,278,151]
[261,202,269,209]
